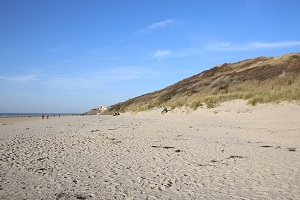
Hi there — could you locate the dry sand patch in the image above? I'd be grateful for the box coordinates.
[0,102,299,199]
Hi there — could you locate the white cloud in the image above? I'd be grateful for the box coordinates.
[152,48,201,59]
[250,41,300,48]
[206,41,300,51]
[153,50,172,58]
[146,19,176,31]
[134,19,178,35]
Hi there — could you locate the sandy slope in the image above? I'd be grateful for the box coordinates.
[0,100,299,199]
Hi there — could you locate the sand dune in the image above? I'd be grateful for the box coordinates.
[0,100,299,199]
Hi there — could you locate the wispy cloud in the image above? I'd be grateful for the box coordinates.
[153,41,300,58]
[43,77,91,89]
[146,19,176,31]
[47,58,77,69]
[152,47,203,59]
[206,41,300,51]
[45,45,68,52]
[0,74,37,83]
[135,19,177,34]
[153,50,172,58]
[250,41,300,48]
[42,66,161,90]
[104,66,160,79]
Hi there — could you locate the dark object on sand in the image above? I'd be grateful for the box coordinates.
[287,148,296,152]
[260,145,273,148]
[161,107,168,114]
[152,145,175,149]
[113,112,120,116]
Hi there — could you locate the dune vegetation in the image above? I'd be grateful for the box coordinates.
[104,53,300,114]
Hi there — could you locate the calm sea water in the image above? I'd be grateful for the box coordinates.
[0,113,76,117]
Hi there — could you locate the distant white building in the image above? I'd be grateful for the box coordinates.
[97,105,107,111]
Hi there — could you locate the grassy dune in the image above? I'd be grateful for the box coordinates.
[104,53,300,114]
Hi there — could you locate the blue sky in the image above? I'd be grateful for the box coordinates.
[1,0,300,113]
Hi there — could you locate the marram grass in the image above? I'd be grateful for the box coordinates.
[134,74,300,112]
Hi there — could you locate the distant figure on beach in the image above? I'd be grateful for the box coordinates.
[47,114,49,119]
[42,114,44,119]
[161,107,168,114]
[113,112,120,116]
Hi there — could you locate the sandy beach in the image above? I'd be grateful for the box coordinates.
[0,100,299,199]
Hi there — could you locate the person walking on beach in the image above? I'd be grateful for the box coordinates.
[42,114,44,119]
[47,114,49,119]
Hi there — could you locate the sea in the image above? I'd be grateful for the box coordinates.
[0,113,78,118]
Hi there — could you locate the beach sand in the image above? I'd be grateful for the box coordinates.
[0,100,299,199]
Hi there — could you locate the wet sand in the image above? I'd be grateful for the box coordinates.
[0,100,299,199]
